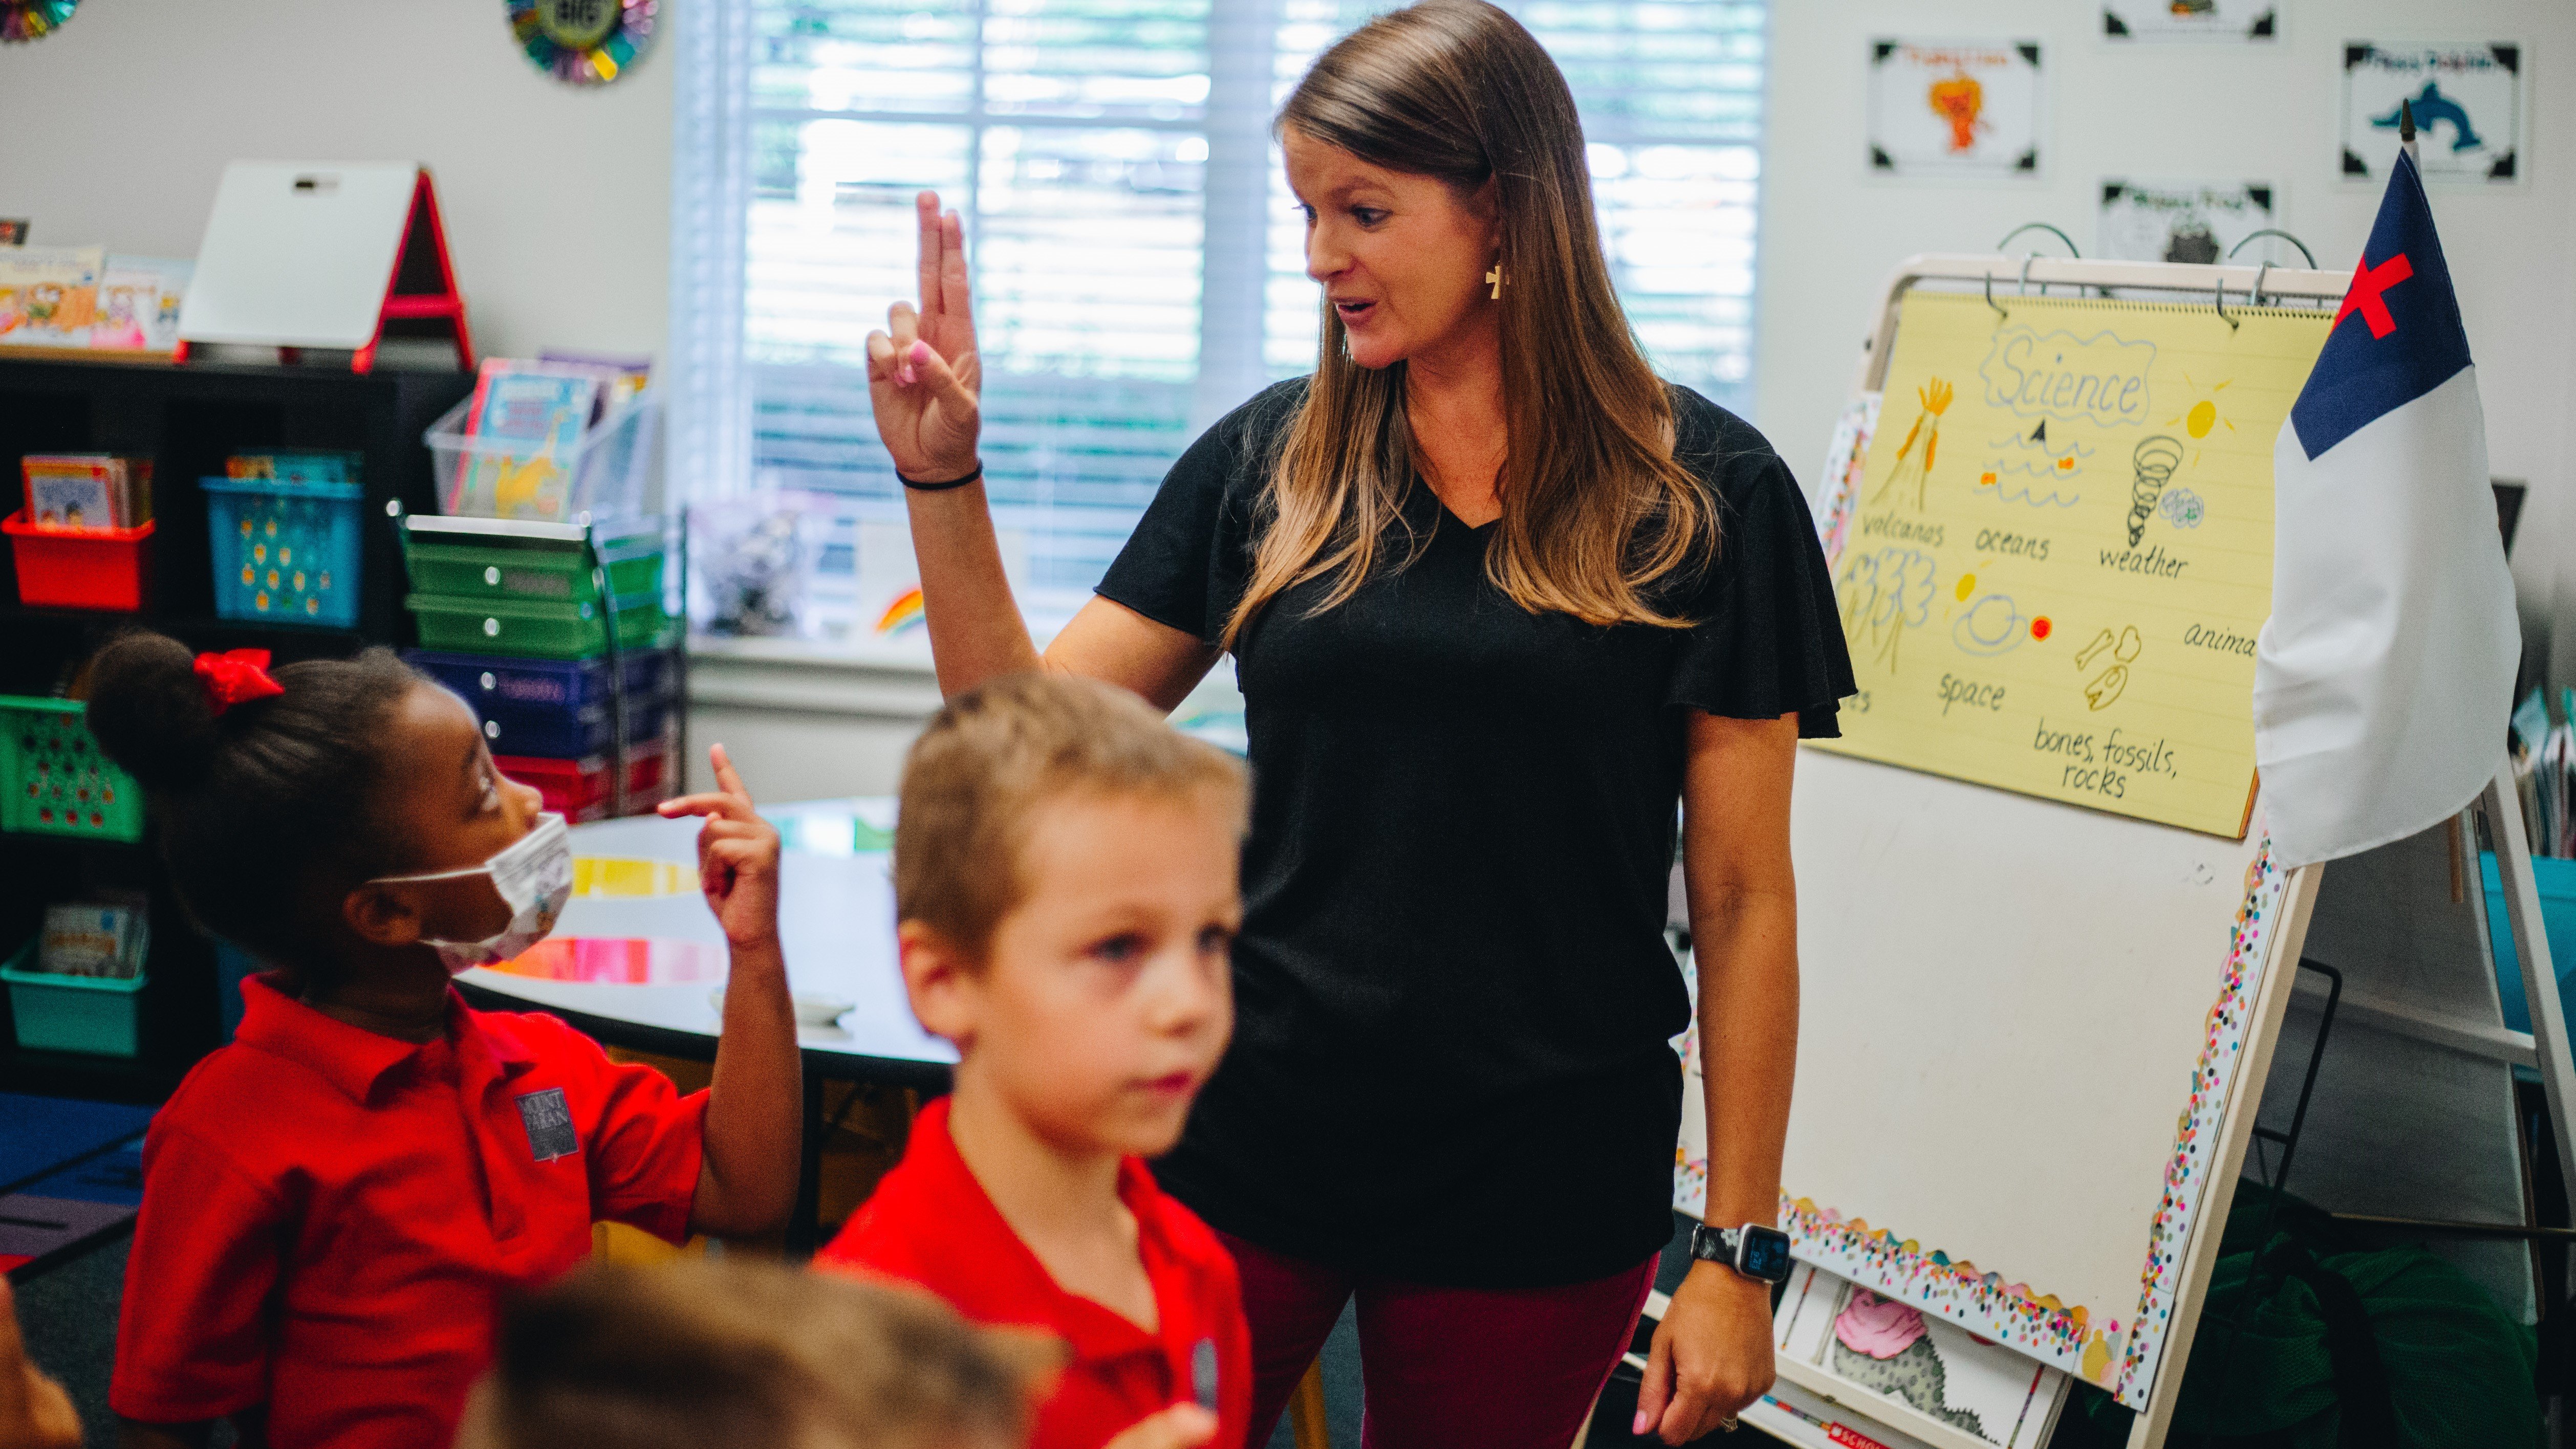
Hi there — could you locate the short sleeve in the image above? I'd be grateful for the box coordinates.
[1097,380,1305,645]
[111,1126,284,1423]
[1664,421,1858,738]
[574,1042,708,1244]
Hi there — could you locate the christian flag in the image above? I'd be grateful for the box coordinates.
[2253,150,2519,868]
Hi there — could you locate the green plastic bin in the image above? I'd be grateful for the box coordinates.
[2,938,146,1057]
[2,695,144,841]
[406,592,673,660]
[400,529,662,606]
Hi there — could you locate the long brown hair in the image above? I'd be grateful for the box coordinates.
[1223,0,1719,649]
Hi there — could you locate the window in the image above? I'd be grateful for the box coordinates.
[670,0,1767,640]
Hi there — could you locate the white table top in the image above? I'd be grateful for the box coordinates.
[458,798,957,1082]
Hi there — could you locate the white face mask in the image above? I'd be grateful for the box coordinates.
[371,814,574,973]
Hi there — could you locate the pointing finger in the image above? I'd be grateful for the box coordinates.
[710,743,753,803]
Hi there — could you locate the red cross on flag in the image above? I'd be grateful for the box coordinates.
[2252,150,2518,867]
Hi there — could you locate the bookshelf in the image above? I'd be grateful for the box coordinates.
[0,354,473,1100]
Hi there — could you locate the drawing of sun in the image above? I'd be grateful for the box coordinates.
[2167,375,2234,462]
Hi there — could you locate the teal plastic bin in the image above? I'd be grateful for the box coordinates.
[204,477,364,628]
[2479,852,2576,1034]
[2,938,145,1057]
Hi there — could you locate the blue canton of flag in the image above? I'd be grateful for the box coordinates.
[2288,152,2475,459]
[2254,149,2519,868]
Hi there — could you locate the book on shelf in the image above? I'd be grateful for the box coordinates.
[536,349,652,421]
[22,453,151,529]
[35,898,150,980]
[92,256,192,352]
[456,359,602,519]
[0,246,103,347]
[227,451,364,487]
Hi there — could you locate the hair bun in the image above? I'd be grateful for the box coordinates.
[85,632,224,793]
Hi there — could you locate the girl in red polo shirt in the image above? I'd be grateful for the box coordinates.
[83,635,804,1449]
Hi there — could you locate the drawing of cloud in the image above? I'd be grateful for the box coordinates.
[2158,487,2205,529]
[1979,326,2158,426]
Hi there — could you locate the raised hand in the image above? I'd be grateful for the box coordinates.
[655,744,783,950]
[865,190,984,482]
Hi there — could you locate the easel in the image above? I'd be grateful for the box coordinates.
[173,162,474,373]
[1779,246,2576,1449]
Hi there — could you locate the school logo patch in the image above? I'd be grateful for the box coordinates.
[515,1088,579,1162]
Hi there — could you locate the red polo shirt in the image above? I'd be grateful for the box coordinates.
[111,974,706,1448]
[816,1097,1251,1449]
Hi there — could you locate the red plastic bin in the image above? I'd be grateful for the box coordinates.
[496,742,667,821]
[3,511,153,611]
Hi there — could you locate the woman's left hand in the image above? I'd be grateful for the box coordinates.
[1633,1260,1775,1444]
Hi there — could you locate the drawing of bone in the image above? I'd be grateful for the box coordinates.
[2126,436,2184,546]
[2076,625,2143,711]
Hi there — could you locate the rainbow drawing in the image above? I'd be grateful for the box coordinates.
[874,585,927,635]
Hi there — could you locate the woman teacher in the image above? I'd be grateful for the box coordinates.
[861,3,1854,1443]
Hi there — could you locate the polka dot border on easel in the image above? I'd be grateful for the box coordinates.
[1778,826,2292,1407]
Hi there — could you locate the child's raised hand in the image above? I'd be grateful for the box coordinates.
[656,745,782,949]
[1100,1404,1217,1449]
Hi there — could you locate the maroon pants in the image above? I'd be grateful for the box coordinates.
[1220,1230,1657,1449]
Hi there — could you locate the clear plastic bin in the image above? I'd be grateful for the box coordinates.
[424,389,659,528]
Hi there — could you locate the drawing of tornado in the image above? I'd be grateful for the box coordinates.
[2127,436,2183,546]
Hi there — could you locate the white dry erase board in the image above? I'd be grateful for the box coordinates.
[178,162,422,349]
[1736,254,2357,1443]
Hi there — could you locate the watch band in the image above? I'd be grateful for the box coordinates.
[1690,1222,1792,1285]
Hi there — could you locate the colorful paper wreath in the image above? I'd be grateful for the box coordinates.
[2,0,79,43]
[507,0,656,86]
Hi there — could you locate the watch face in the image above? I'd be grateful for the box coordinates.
[1740,1226,1793,1283]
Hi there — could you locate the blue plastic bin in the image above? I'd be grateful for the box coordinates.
[2,938,145,1057]
[204,477,364,628]
[2479,851,2576,1034]
[402,648,672,716]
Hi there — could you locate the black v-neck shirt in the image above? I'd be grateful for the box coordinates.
[1098,378,1855,1287]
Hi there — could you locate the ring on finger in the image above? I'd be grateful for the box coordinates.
[1717,1416,1740,1434]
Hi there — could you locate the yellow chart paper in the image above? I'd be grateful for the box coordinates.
[1811,293,2330,837]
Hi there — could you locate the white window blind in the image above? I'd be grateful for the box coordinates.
[673,0,1769,635]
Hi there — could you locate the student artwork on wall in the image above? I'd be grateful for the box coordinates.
[2103,2,2275,43]
[508,0,658,85]
[0,0,77,43]
[1867,40,2045,180]
[1808,291,2333,838]
[2096,181,2277,266]
[2341,43,2524,184]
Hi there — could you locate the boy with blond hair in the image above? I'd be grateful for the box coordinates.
[818,673,1251,1449]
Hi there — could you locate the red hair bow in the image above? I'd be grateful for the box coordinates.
[194,649,285,716]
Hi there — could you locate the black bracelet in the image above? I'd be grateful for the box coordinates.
[897,463,984,492]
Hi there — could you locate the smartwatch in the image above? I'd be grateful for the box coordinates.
[1690,1221,1794,1285]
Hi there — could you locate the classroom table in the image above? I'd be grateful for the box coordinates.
[453,797,953,1253]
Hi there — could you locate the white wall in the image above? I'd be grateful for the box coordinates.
[1755,1,2576,687]
[0,0,673,365]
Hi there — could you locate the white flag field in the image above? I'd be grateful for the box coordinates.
[2253,149,2520,869]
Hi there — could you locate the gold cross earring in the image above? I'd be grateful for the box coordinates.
[1485,262,1503,299]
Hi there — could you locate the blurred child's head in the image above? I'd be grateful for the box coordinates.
[85,632,551,991]
[895,673,1247,1158]
[457,1257,1052,1449]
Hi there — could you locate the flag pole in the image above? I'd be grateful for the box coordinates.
[2400,96,2421,167]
